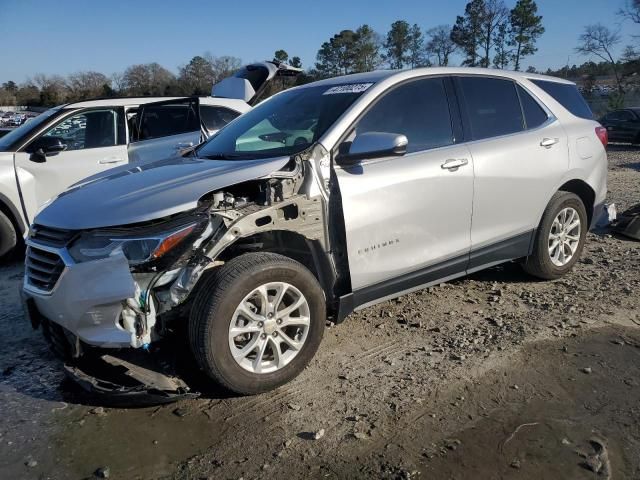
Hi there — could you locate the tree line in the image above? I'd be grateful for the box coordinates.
[0,0,638,108]
[0,54,246,107]
[310,0,544,77]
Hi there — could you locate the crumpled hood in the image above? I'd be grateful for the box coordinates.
[34,155,290,230]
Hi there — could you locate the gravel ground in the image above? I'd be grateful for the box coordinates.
[0,146,638,480]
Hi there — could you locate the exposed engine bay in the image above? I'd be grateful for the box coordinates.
[114,144,342,351]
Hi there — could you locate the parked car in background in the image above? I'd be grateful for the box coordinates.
[22,67,608,402]
[0,61,301,259]
[1,112,14,126]
[599,108,640,145]
[10,113,27,126]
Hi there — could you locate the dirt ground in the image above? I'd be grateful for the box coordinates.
[0,147,639,480]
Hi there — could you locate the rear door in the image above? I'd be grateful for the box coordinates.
[127,97,202,164]
[14,107,128,218]
[455,76,568,268]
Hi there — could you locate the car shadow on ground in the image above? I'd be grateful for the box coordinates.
[621,162,640,171]
[462,261,539,285]
[607,143,640,152]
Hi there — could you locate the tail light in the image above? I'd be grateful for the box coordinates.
[595,126,608,147]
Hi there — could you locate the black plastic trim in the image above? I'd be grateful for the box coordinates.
[353,253,469,309]
[467,230,534,271]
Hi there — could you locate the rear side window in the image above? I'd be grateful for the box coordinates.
[517,85,549,129]
[354,77,454,153]
[531,79,593,120]
[458,77,524,140]
[136,100,200,141]
[200,106,240,131]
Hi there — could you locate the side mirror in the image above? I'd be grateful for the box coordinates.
[28,136,67,162]
[337,132,408,166]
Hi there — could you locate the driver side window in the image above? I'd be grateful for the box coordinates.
[41,109,121,151]
[351,78,454,154]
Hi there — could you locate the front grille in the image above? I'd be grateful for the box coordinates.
[30,224,76,248]
[25,246,65,291]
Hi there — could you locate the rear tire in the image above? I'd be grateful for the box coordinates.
[189,252,326,395]
[523,191,587,280]
[0,210,18,261]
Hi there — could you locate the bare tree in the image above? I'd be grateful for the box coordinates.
[425,25,457,66]
[493,21,511,68]
[619,0,640,24]
[479,0,509,67]
[30,74,67,105]
[67,71,111,100]
[204,54,242,83]
[575,24,624,94]
[122,63,176,96]
[110,72,126,93]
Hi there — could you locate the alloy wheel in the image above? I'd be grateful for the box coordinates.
[548,207,581,267]
[228,282,310,374]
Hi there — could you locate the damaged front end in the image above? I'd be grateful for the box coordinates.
[23,143,342,404]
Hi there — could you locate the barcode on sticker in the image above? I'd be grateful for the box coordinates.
[323,83,374,95]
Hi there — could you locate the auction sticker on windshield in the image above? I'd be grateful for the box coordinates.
[323,83,374,95]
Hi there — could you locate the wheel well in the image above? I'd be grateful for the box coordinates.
[218,230,339,315]
[0,196,24,236]
[558,180,595,225]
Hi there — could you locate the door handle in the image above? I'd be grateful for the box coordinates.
[99,157,125,164]
[441,158,469,170]
[540,137,559,148]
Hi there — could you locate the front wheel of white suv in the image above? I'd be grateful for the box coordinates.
[189,252,326,395]
[523,191,588,280]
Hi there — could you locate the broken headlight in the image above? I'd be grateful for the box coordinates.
[68,223,198,265]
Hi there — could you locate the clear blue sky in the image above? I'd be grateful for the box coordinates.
[0,0,637,83]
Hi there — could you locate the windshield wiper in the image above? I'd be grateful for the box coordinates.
[201,152,271,160]
[201,153,246,160]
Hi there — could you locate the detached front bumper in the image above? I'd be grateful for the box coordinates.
[24,291,198,406]
[23,242,137,348]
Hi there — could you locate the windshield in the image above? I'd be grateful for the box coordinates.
[0,107,67,151]
[196,84,369,160]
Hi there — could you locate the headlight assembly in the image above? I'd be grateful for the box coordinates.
[68,223,198,265]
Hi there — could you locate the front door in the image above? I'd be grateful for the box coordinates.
[334,77,473,306]
[14,107,128,223]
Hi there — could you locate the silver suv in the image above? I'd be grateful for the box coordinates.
[22,68,608,402]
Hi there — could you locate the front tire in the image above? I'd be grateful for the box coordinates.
[189,253,326,395]
[523,191,587,280]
